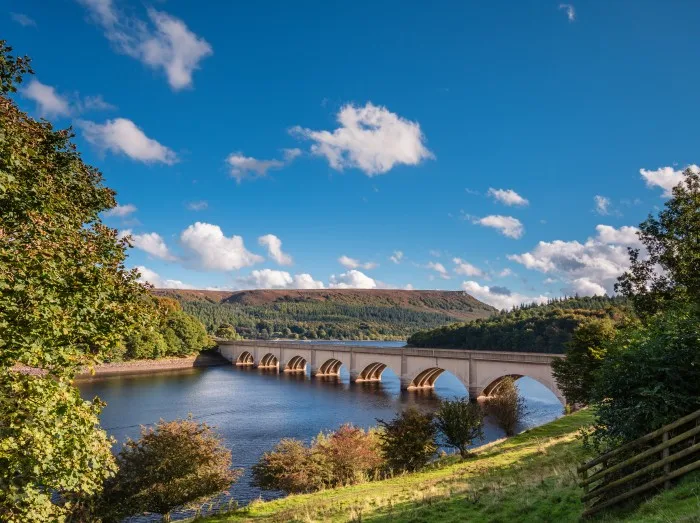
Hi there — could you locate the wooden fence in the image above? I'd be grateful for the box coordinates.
[578,408,700,517]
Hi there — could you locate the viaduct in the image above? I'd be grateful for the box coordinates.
[217,340,566,405]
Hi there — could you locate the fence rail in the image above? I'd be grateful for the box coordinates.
[578,409,700,517]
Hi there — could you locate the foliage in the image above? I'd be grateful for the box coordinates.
[588,304,700,448]
[377,407,437,473]
[251,438,329,494]
[314,424,384,487]
[434,398,484,458]
[551,318,620,406]
[408,296,631,353]
[485,377,527,436]
[101,418,239,522]
[0,41,153,518]
[215,323,241,340]
[161,310,215,356]
[616,169,700,319]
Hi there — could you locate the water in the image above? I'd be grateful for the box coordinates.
[78,341,563,506]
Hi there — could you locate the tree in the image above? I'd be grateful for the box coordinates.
[377,407,437,472]
[484,377,526,436]
[162,310,213,356]
[434,398,484,458]
[251,439,329,494]
[314,425,383,486]
[616,169,700,318]
[100,418,239,522]
[551,318,618,406]
[215,323,240,340]
[0,41,153,519]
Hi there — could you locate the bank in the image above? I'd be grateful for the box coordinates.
[202,410,700,522]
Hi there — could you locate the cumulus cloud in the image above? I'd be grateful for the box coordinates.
[136,266,193,289]
[475,215,524,239]
[559,3,576,21]
[11,13,37,27]
[329,270,377,289]
[21,80,71,117]
[453,258,484,277]
[78,118,178,164]
[121,229,177,261]
[462,281,548,310]
[426,261,450,279]
[487,188,529,207]
[508,224,642,296]
[104,203,137,217]
[258,234,293,265]
[78,1,212,90]
[186,200,208,211]
[226,148,300,183]
[291,102,433,176]
[390,250,404,264]
[236,269,324,290]
[594,195,611,215]
[338,255,378,270]
[180,222,264,271]
[640,165,699,197]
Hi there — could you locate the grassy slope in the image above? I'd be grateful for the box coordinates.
[204,410,700,523]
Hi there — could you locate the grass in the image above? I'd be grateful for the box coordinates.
[202,410,700,522]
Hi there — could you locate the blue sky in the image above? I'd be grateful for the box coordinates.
[6,1,698,308]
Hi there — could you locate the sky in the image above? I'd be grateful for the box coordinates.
[5,1,699,309]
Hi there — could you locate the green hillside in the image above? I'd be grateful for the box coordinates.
[153,289,497,340]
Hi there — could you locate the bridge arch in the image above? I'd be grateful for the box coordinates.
[259,353,279,369]
[316,358,343,377]
[356,362,389,382]
[284,355,307,373]
[236,351,254,366]
[479,373,565,406]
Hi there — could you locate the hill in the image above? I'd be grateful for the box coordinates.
[408,295,632,353]
[153,289,497,340]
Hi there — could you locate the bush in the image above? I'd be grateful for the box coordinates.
[251,439,329,494]
[435,398,484,458]
[377,407,437,472]
[589,304,700,448]
[485,377,526,436]
[314,424,384,486]
[100,418,239,522]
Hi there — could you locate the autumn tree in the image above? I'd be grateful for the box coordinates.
[484,377,526,436]
[434,398,484,458]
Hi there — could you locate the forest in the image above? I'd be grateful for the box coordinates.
[407,295,632,353]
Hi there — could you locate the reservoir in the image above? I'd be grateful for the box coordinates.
[78,341,563,505]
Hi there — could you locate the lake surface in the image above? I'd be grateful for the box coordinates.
[78,341,563,505]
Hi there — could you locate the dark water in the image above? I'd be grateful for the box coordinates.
[78,342,563,505]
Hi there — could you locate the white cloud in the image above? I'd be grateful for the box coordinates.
[426,261,450,279]
[104,203,137,217]
[21,80,71,117]
[453,258,484,277]
[11,13,37,27]
[186,200,208,211]
[404,283,415,290]
[462,280,549,310]
[121,229,177,261]
[77,94,116,112]
[640,165,699,197]
[338,255,378,270]
[475,215,524,239]
[508,224,642,296]
[78,118,178,164]
[487,188,529,207]
[594,195,611,215]
[136,266,193,289]
[329,270,377,289]
[258,234,293,266]
[236,269,324,290]
[78,1,212,90]
[226,153,284,183]
[292,102,433,176]
[497,268,513,278]
[559,3,576,21]
[180,222,264,271]
[283,148,302,161]
[389,250,404,264]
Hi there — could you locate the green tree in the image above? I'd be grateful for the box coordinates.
[551,318,618,406]
[434,398,484,458]
[0,42,153,519]
[314,425,383,486]
[377,407,437,472]
[215,323,240,340]
[484,377,526,436]
[162,310,213,356]
[101,418,239,522]
[616,169,700,318]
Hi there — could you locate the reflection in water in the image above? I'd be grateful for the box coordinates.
[79,352,563,504]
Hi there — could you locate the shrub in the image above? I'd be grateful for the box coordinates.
[100,418,239,522]
[435,398,484,458]
[484,377,526,436]
[377,407,437,472]
[314,424,384,486]
[251,439,328,494]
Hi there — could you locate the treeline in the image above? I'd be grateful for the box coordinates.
[407,296,632,353]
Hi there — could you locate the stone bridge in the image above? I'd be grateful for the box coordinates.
[217,341,566,405]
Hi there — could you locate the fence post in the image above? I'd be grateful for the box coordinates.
[662,431,670,489]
